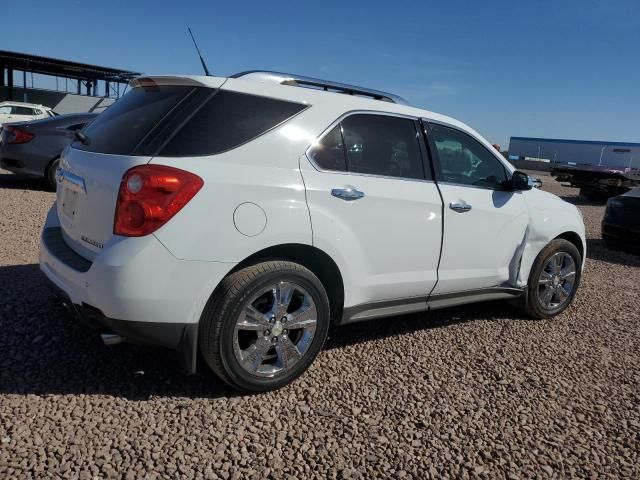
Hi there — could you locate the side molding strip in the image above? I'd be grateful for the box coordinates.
[339,287,524,325]
[427,287,523,311]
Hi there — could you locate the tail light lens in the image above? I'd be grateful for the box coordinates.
[4,126,35,144]
[114,165,203,237]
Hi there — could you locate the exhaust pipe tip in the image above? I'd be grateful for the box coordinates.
[101,333,123,346]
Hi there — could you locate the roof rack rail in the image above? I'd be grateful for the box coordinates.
[231,70,409,106]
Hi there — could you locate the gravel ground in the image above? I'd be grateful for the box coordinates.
[0,168,638,479]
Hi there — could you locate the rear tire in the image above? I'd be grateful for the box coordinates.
[525,239,582,319]
[199,261,330,392]
[45,158,60,191]
[579,187,606,202]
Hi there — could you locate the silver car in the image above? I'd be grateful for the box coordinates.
[0,113,97,189]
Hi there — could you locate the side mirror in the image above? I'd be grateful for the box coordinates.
[511,170,532,191]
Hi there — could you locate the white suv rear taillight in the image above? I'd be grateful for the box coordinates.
[114,165,203,237]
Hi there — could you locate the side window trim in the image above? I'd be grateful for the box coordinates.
[416,119,436,181]
[338,123,350,171]
[408,120,429,181]
[421,120,444,183]
[424,119,510,190]
[306,111,433,182]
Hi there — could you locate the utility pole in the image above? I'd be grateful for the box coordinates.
[598,146,605,166]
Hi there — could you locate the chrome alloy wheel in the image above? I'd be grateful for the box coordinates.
[233,281,318,377]
[537,252,577,310]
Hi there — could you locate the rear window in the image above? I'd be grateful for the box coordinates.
[74,86,307,157]
[74,85,193,155]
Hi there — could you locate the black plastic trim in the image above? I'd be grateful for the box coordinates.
[428,287,524,302]
[339,296,429,325]
[42,227,92,272]
[339,286,525,325]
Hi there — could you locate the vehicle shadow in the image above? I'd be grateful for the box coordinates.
[559,195,606,206]
[0,264,529,399]
[586,238,640,265]
[0,264,236,400]
[0,172,50,192]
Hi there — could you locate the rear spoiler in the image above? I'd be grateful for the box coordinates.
[129,76,223,89]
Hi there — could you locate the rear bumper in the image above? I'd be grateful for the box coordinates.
[44,274,199,371]
[39,205,235,372]
[0,151,48,177]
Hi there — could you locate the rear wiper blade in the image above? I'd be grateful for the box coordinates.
[74,131,90,145]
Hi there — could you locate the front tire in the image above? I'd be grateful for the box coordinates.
[199,261,330,392]
[525,239,582,319]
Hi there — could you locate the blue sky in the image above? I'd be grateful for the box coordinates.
[3,0,639,147]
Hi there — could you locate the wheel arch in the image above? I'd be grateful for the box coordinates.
[516,226,586,289]
[44,155,61,188]
[228,243,345,323]
[188,243,344,376]
[554,231,585,264]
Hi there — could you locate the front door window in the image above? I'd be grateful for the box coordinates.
[430,124,507,189]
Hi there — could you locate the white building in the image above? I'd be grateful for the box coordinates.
[508,137,640,169]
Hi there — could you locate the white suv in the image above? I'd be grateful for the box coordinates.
[40,71,585,392]
[0,101,54,125]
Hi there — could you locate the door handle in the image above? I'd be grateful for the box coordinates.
[449,201,472,213]
[331,187,365,201]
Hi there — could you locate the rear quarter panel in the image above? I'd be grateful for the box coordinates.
[150,122,314,262]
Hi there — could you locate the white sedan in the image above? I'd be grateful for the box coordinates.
[0,101,55,125]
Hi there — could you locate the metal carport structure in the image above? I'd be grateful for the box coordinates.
[0,50,140,101]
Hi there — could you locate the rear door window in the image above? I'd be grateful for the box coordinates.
[308,113,426,180]
[342,114,424,180]
[308,125,347,171]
